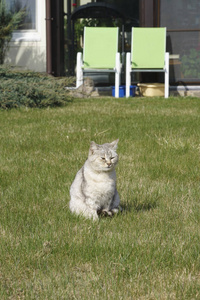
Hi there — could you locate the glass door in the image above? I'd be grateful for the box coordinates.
[159,0,200,84]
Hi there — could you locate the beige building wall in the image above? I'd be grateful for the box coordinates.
[5,1,46,72]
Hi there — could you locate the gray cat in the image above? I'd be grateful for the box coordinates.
[69,139,121,220]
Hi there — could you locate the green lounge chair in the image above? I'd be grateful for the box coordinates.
[76,27,121,98]
[126,27,169,98]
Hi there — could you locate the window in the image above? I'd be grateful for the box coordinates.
[6,0,40,42]
[6,0,36,30]
[160,0,200,30]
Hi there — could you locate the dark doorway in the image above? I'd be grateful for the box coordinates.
[69,2,127,75]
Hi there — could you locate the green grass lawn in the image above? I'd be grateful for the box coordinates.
[1,96,200,299]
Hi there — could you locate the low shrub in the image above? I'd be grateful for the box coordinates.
[0,65,74,109]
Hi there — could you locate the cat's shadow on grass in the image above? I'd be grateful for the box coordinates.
[121,199,158,213]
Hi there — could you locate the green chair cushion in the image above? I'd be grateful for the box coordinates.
[83,27,118,69]
[131,27,166,69]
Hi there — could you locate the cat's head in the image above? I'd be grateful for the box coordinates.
[88,139,119,172]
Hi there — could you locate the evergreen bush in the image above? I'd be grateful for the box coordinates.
[0,65,74,109]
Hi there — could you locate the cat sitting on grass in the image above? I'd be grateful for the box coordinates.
[69,139,121,221]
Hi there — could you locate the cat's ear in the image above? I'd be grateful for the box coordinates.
[110,139,119,150]
[89,141,99,155]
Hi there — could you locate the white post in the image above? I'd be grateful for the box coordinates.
[76,52,83,88]
[115,52,120,98]
[164,52,169,98]
[126,52,131,98]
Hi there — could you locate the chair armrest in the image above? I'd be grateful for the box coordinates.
[76,52,83,88]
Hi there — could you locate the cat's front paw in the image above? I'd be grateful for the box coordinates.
[97,209,112,217]
[110,206,122,215]
[97,209,113,217]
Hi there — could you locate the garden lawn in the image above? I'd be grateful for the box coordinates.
[0,96,200,299]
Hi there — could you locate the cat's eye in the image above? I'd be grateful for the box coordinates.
[111,157,115,160]
[101,157,105,160]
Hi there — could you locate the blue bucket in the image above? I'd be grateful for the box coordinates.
[112,85,136,97]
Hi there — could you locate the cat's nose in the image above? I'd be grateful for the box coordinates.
[107,162,112,167]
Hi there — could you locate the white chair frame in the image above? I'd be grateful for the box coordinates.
[76,52,121,98]
[126,52,169,98]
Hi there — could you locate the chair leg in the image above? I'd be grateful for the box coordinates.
[76,52,83,88]
[164,52,169,98]
[126,52,131,98]
[115,52,121,98]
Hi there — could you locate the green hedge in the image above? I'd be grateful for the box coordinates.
[0,66,74,109]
